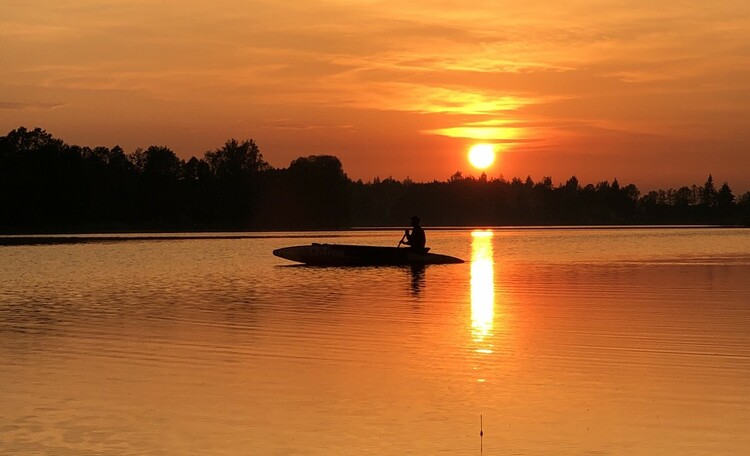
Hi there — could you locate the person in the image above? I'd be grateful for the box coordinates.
[402,216,426,250]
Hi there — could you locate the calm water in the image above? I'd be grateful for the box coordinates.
[1,228,749,455]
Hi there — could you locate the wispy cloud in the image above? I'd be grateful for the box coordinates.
[260,119,354,131]
[0,101,65,110]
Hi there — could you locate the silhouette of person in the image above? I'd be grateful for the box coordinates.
[402,216,426,250]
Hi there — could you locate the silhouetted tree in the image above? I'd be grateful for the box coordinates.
[284,155,349,229]
[183,156,211,182]
[674,187,693,207]
[0,127,75,230]
[129,146,183,227]
[565,176,579,192]
[738,192,750,226]
[204,139,269,179]
[202,139,270,228]
[717,182,735,208]
[701,174,717,207]
[716,182,735,222]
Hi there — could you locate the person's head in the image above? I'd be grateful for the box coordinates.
[410,216,420,227]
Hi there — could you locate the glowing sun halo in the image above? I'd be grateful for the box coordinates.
[468,144,496,170]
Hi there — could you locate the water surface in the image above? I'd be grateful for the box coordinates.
[1,228,749,455]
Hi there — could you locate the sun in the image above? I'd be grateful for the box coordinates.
[468,144,496,170]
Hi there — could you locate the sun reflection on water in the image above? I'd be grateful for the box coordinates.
[471,230,495,355]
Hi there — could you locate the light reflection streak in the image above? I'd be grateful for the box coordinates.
[471,230,495,355]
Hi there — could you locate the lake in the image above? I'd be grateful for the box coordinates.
[1,228,749,455]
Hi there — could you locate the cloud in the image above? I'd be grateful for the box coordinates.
[0,101,65,110]
[260,119,354,131]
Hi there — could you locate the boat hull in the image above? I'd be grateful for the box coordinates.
[273,243,464,266]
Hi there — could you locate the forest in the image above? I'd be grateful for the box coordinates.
[1,127,749,233]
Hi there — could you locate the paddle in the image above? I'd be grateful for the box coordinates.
[397,232,407,248]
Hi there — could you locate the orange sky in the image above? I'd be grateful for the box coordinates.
[2,0,749,191]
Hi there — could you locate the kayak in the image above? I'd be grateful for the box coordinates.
[273,243,464,266]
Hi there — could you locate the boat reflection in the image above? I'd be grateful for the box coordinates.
[409,265,425,296]
[471,230,494,355]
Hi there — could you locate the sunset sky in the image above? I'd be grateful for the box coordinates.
[2,0,749,190]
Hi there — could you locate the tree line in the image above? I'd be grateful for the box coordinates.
[1,127,748,233]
